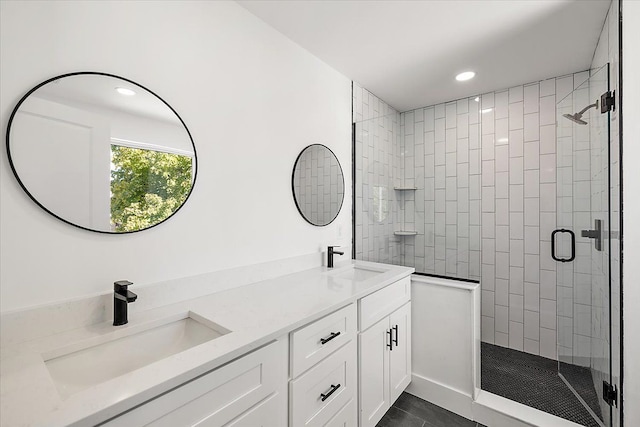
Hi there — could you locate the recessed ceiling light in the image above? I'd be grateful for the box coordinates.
[456,71,476,82]
[474,97,480,102]
[497,138,509,143]
[115,87,136,96]
[481,108,493,114]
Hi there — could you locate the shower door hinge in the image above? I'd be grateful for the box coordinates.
[603,381,618,407]
[601,90,615,113]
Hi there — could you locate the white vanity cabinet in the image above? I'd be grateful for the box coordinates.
[101,337,288,427]
[289,303,358,427]
[358,277,412,427]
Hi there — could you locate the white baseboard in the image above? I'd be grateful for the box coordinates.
[406,375,584,427]
[405,373,474,419]
[473,390,584,427]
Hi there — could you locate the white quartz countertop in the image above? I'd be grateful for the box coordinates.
[0,260,413,427]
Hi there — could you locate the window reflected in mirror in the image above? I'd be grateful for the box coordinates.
[110,143,194,232]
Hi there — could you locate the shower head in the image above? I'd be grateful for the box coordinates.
[562,100,599,125]
[563,113,588,125]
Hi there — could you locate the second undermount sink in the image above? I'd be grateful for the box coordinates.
[331,265,387,282]
[44,312,230,398]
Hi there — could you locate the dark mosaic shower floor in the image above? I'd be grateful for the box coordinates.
[481,342,602,427]
[560,361,604,420]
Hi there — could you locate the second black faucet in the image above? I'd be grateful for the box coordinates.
[327,246,344,268]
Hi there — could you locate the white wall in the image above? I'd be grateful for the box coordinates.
[80,101,194,154]
[10,96,112,230]
[0,0,352,312]
[622,0,640,424]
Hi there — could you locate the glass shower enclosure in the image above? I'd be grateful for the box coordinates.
[352,66,618,426]
[554,64,613,427]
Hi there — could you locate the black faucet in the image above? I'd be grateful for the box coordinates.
[113,280,137,326]
[328,246,344,268]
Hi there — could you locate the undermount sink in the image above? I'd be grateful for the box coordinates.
[331,265,387,282]
[43,312,230,398]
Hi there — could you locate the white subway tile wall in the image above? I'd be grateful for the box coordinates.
[406,72,588,357]
[353,83,403,264]
[399,96,481,277]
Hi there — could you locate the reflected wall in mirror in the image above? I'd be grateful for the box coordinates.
[6,72,197,233]
[292,144,344,226]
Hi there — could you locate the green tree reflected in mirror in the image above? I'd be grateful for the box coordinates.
[110,145,193,232]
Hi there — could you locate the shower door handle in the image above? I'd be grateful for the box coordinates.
[551,229,575,262]
[581,219,603,251]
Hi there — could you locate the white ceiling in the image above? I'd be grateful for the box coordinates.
[36,74,181,125]
[238,0,611,112]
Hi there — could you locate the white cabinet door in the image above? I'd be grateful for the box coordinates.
[358,317,390,427]
[223,393,282,427]
[388,302,411,404]
[103,339,286,427]
[325,399,357,427]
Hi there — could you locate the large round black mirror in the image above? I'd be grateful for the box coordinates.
[6,72,197,233]
[292,144,344,226]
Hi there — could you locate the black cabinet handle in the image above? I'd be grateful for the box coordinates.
[320,331,341,345]
[392,325,399,346]
[320,384,341,401]
[387,329,393,350]
[551,229,575,262]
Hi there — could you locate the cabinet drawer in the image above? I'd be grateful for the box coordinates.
[291,304,356,377]
[103,339,285,427]
[325,398,357,427]
[290,340,356,427]
[359,277,410,331]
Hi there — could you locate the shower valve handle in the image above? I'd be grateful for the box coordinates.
[581,219,603,252]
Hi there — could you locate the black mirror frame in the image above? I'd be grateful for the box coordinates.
[5,71,198,234]
[291,143,345,227]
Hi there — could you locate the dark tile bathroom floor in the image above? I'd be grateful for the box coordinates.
[376,392,486,427]
[481,342,602,427]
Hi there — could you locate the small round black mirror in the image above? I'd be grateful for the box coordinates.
[291,144,344,226]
